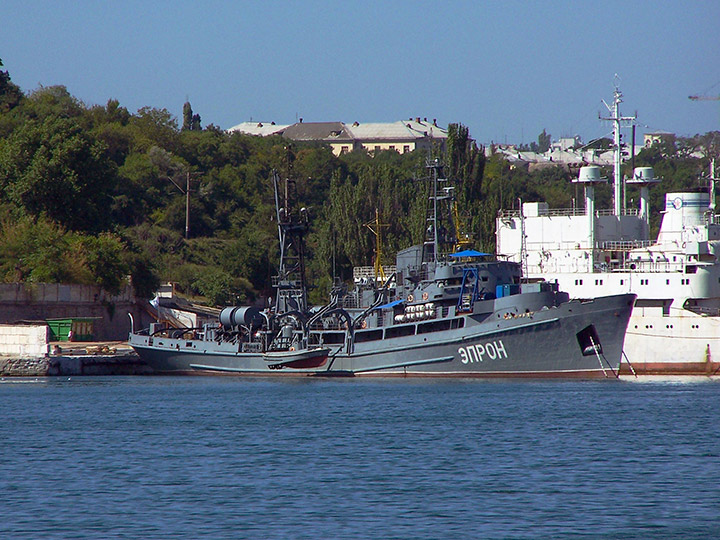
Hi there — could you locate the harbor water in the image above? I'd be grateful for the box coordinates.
[2,376,719,539]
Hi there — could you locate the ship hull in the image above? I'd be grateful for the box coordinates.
[619,308,720,375]
[130,294,634,378]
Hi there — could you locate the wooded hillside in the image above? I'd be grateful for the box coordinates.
[1,60,718,306]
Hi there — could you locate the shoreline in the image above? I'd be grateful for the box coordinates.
[0,341,152,377]
[2,343,718,378]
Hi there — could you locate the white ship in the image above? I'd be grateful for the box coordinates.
[496,85,720,375]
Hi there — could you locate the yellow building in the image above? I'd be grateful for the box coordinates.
[228,118,447,156]
[643,130,674,147]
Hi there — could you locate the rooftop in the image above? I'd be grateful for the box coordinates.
[227,121,288,136]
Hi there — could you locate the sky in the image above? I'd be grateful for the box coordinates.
[3,1,720,146]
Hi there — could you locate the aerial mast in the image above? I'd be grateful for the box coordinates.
[601,79,636,216]
[422,158,452,267]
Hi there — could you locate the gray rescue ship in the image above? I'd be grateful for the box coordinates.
[129,163,635,377]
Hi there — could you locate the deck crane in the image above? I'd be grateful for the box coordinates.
[364,208,389,283]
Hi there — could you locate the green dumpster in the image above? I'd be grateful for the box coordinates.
[46,318,96,342]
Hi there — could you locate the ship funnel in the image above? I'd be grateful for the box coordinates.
[657,192,711,245]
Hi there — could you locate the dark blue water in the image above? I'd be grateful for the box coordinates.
[1,376,719,539]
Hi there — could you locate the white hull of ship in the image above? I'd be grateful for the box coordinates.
[621,308,720,375]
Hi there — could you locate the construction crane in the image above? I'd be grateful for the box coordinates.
[689,81,720,101]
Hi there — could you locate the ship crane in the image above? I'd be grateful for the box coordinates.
[364,208,389,283]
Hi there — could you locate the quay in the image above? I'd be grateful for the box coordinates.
[0,340,150,377]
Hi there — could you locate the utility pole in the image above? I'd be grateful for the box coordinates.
[164,169,198,239]
[185,171,190,239]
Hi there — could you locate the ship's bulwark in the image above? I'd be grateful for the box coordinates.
[130,293,635,378]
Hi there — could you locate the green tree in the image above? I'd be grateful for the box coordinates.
[0,216,137,294]
[182,101,201,131]
[538,129,551,153]
[0,115,116,232]
[0,58,23,113]
[73,233,131,295]
[128,106,179,153]
[182,101,193,131]
[445,122,486,244]
[24,85,85,122]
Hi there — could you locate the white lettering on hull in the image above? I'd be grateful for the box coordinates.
[458,340,508,363]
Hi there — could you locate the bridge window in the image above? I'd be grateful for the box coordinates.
[355,329,383,342]
[318,332,345,344]
[418,320,452,334]
[385,325,416,339]
[451,318,465,329]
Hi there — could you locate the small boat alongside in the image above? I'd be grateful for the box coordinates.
[263,347,331,369]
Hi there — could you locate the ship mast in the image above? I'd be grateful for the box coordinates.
[601,79,636,216]
[711,158,717,213]
[272,170,309,314]
[422,158,453,267]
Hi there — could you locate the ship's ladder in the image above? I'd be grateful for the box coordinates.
[590,335,617,378]
[457,267,480,313]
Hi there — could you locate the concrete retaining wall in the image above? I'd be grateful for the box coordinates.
[0,324,49,356]
[0,284,154,341]
[0,354,151,376]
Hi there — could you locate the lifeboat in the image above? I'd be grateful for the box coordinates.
[263,347,331,369]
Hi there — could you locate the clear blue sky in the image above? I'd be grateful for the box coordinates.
[3,0,719,146]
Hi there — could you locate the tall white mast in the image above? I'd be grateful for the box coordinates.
[601,79,636,216]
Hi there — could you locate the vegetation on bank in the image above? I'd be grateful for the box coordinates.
[0,59,718,306]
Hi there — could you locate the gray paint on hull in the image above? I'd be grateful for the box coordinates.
[130,294,633,377]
